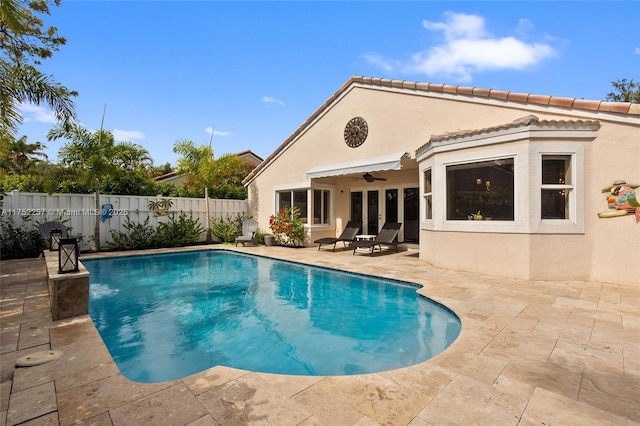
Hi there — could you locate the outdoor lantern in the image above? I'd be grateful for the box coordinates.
[58,237,79,273]
[49,229,62,251]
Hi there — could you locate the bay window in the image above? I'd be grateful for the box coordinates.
[446,158,514,221]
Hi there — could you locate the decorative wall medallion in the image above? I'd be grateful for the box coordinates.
[344,117,368,148]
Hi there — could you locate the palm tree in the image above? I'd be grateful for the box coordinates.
[48,125,152,250]
[111,142,153,173]
[0,0,78,140]
[173,139,216,242]
[0,135,48,172]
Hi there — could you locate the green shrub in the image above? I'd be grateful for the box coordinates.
[107,216,155,250]
[254,233,269,245]
[0,216,45,260]
[210,213,251,243]
[153,213,204,247]
[107,213,205,250]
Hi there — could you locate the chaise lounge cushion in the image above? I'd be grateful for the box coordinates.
[351,222,402,255]
[314,221,362,251]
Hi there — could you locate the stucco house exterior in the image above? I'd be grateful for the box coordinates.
[244,76,639,285]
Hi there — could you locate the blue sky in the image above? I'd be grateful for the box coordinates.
[18,1,640,167]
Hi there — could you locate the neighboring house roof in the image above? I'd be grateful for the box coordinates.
[236,150,264,167]
[243,75,640,185]
[154,171,183,182]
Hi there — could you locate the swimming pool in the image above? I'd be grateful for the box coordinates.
[84,250,461,383]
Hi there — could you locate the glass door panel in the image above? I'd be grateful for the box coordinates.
[350,191,363,235]
[403,187,419,242]
[367,190,379,235]
[385,189,398,224]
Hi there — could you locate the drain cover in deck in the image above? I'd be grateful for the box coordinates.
[16,350,63,367]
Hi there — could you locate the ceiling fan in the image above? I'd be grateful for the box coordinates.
[359,172,387,182]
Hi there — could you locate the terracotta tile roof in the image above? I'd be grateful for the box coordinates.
[419,115,601,150]
[236,149,264,162]
[153,171,180,181]
[244,76,639,185]
[351,76,640,115]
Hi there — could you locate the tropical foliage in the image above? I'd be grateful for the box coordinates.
[0,0,77,141]
[606,78,640,103]
[45,125,155,193]
[210,213,252,243]
[0,135,47,172]
[0,214,45,260]
[107,213,205,251]
[172,141,252,200]
[269,207,305,247]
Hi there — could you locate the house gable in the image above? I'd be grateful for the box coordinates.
[244,76,639,186]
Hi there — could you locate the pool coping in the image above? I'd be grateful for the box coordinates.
[82,247,462,380]
[2,245,638,425]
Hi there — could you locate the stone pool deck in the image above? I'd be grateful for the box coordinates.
[1,245,638,425]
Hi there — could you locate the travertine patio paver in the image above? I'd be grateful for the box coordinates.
[1,246,638,425]
[6,381,57,426]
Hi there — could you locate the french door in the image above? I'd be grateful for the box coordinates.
[351,187,419,241]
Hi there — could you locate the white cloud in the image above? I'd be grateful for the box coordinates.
[112,129,145,141]
[19,103,57,124]
[362,53,397,73]
[365,12,557,83]
[205,127,230,137]
[516,18,534,37]
[262,96,285,106]
[634,47,640,55]
[423,12,487,40]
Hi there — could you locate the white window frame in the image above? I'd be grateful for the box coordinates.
[444,156,516,222]
[273,182,334,229]
[531,144,584,234]
[435,144,527,234]
[312,188,332,226]
[423,168,433,221]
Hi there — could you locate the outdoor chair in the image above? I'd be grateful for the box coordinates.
[38,221,68,249]
[235,219,259,247]
[350,222,402,255]
[314,221,362,251]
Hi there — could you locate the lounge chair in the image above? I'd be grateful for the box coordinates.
[38,222,68,249]
[351,222,402,255]
[314,221,362,251]
[235,219,259,247]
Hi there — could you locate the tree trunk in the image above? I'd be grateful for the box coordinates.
[94,190,101,251]
[205,187,212,242]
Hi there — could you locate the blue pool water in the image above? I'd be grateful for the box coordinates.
[84,250,461,383]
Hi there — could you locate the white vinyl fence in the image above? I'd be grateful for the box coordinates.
[2,190,248,250]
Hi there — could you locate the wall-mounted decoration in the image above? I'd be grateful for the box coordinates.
[344,117,368,148]
[598,180,640,222]
[148,198,174,216]
[100,204,113,223]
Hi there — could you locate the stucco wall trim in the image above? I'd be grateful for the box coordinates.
[417,117,600,161]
